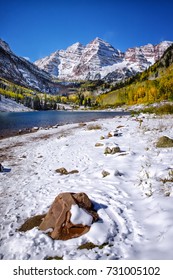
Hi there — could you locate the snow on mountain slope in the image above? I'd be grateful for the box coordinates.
[35,42,85,79]
[35,38,173,81]
[0,39,60,93]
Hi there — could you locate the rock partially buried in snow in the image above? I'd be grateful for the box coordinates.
[156,136,173,148]
[104,146,121,155]
[39,192,99,240]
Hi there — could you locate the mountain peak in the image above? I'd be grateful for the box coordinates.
[90,37,111,46]
[93,37,105,42]
[66,42,84,52]
[35,38,173,81]
[0,39,12,53]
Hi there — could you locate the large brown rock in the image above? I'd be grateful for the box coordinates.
[39,192,99,240]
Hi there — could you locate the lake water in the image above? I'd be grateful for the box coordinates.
[0,110,130,137]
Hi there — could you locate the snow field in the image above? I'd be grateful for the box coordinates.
[0,114,173,260]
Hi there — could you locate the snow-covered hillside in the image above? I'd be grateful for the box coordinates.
[0,95,32,112]
[0,39,60,94]
[35,38,173,81]
[1,114,173,259]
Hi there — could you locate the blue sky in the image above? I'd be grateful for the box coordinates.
[1,0,173,62]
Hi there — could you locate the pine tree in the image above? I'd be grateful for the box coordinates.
[32,95,41,110]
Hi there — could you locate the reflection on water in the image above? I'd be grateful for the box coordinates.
[0,110,129,137]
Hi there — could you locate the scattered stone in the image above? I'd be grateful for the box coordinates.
[164,190,171,197]
[95,143,104,147]
[68,170,79,174]
[37,155,43,158]
[87,124,102,130]
[21,155,27,159]
[45,256,63,260]
[104,147,112,154]
[55,167,68,175]
[31,127,39,132]
[104,146,121,155]
[0,163,4,172]
[52,124,59,128]
[78,242,97,250]
[18,128,31,135]
[108,130,120,137]
[78,123,87,127]
[39,192,99,240]
[156,136,173,148]
[117,125,124,129]
[78,242,108,250]
[55,167,79,175]
[114,169,124,176]
[107,132,113,138]
[102,170,110,177]
[100,136,105,140]
[111,147,121,154]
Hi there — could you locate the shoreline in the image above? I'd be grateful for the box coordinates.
[0,110,130,140]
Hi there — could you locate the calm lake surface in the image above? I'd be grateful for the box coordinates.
[0,110,130,137]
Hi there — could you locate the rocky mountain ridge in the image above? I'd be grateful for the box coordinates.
[0,39,60,93]
[0,38,172,93]
[35,37,173,81]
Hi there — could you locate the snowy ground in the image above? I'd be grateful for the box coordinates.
[0,114,173,260]
[0,95,32,112]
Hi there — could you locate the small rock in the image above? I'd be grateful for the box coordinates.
[164,191,171,197]
[55,167,79,175]
[68,170,79,174]
[52,124,59,129]
[114,169,123,176]
[0,163,4,172]
[104,146,121,155]
[107,132,113,138]
[95,143,104,147]
[31,127,39,132]
[55,167,68,175]
[102,170,110,178]
[156,136,173,148]
[111,147,121,154]
[108,130,119,137]
[104,147,112,154]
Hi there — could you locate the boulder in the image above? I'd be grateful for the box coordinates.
[39,192,99,240]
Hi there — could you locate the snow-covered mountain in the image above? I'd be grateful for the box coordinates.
[35,38,173,81]
[0,39,59,93]
[0,38,172,88]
